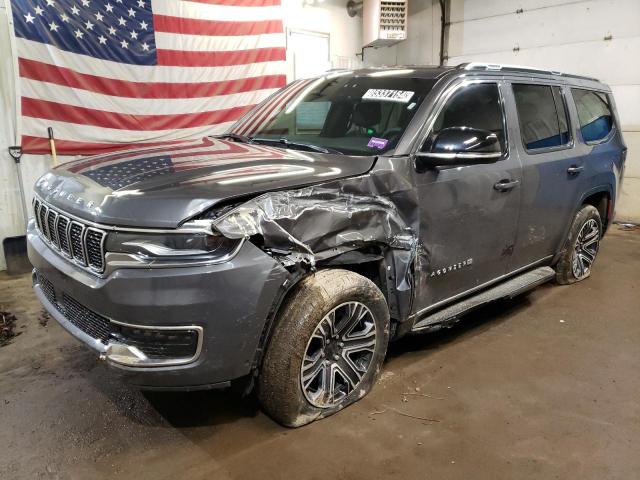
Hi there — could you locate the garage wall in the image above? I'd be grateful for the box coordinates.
[444,0,640,222]
[363,0,443,67]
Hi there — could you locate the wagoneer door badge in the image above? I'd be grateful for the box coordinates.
[430,258,473,278]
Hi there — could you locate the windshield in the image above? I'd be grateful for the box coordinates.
[228,72,436,156]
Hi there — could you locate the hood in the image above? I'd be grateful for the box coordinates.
[34,137,376,228]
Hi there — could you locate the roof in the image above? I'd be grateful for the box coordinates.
[340,63,601,84]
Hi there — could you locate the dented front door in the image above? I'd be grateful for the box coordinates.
[411,80,522,317]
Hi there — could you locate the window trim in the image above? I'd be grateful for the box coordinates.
[511,82,574,156]
[415,79,510,161]
[570,87,617,146]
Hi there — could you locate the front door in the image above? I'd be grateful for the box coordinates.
[412,80,522,317]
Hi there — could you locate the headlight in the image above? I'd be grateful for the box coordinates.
[105,230,241,259]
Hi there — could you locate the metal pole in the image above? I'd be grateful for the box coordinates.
[8,146,28,224]
[4,0,28,228]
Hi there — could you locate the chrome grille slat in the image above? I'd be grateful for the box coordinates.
[69,221,87,265]
[34,199,42,231]
[39,204,49,239]
[57,216,71,256]
[85,228,106,272]
[33,198,107,274]
[47,210,59,247]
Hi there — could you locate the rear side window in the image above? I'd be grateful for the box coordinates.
[512,84,571,150]
[432,82,506,152]
[572,89,613,143]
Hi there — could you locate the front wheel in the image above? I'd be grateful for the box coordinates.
[555,205,602,284]
[258,269,390,427]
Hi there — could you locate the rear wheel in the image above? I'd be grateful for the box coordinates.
[259,269,389,427]
[555,205,602,284]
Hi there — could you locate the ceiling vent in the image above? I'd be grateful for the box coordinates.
[362,0,408,48]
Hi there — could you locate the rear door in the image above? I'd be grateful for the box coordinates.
[412,80,522,316]
[507,82,585,270]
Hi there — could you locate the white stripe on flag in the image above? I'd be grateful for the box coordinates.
[23,118,236,144]
[154,32,286,52]
[18,39,287,84]
[22,79,279,115]
[152,0,284,22]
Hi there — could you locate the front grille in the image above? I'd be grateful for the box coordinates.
[61,294,111,344]
[39,273,56,305]
[33,198,107,273]
[35,270,201,363]
[35,272,111,344]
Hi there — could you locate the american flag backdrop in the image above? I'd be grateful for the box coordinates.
[9,0,287,155]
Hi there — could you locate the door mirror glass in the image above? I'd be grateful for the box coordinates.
[416,127,502,169]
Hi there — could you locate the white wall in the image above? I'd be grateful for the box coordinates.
[0,0,21,271]
[444,0,640,222]
[283,0,364,76]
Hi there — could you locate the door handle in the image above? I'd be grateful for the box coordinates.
[567,165,584,175]
[493,179,520,192]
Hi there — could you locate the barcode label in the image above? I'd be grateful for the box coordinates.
[362,89,414,103]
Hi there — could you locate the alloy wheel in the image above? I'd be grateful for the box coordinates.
[300,302,377,408]
[572,218,600,280]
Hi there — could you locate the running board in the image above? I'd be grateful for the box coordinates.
[411,266,555,333]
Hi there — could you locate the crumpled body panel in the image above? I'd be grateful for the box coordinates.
[212,157,421,322]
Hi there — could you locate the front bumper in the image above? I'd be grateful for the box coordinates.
[27,220,289,389]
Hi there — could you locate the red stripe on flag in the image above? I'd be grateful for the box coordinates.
[186,0,281,5]
[153,15,283,36]
[21,135,187,156]
[157,47,286,67]
[19,59,286,99]
[22,97,253,130]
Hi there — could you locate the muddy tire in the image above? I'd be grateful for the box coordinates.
[555,205,602,285]
[258,269,390,427]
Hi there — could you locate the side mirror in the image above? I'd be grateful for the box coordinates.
[415,127,502,170]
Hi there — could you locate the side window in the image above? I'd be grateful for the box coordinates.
[432,83,506,152]
[513,84,570,150]
[571,88,613,143]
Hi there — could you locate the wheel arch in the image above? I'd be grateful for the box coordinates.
[251,244,411,379]
[579,186,612,232]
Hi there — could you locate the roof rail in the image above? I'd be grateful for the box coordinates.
[459,62,564,76]
[457,62,601,82]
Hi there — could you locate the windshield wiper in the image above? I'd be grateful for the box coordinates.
[252,137,344,155]
[211,133,253,144]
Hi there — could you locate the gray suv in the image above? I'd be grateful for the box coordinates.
[28,63,627,426]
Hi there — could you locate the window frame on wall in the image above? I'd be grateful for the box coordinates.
[570,88,616,146]
[511,82,574,155]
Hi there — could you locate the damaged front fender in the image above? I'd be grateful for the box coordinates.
[210,157,421,324]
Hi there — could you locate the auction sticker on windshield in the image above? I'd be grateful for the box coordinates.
[362,89,414,103]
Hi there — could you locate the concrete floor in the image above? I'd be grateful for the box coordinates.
[1,228,639,480]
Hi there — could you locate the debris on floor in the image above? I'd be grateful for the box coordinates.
[0,310,21,347]
[38,309,50,327]
[369,405,440,423]
[615,222,640,232]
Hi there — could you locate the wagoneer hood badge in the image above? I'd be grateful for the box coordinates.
[34,137,375,229]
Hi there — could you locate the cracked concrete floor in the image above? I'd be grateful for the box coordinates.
[1,228,639,480]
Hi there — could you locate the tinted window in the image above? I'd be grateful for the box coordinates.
[432,83,506,151]
[513,84,570,150]
[572,88,613,142]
